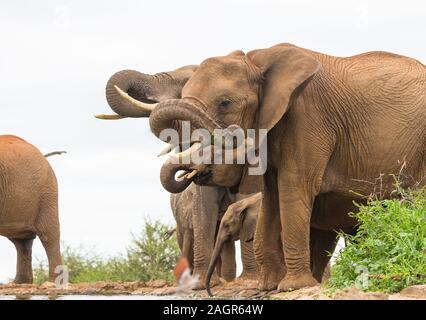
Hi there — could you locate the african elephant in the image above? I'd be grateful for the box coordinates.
[171,184,262,288]
[206,192,261,296]
[96,69,262,289]
[118,43,424,292]
[0,135,62,283]
[170,183,236,286]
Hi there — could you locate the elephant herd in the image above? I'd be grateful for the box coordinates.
[0,43,424,294]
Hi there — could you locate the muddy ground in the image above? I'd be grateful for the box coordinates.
[0,280,425,300]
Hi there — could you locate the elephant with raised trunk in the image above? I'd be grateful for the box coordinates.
[97,68,262,289]
[0,135,62,284]
[206,192,261,296]
[114,43,425,292]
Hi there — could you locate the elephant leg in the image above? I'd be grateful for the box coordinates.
[220,241,236,281]
[239,239,259,280]
[35,193,62,283]
[176,228,184,254]
[38,230,62,283]
[310,227,338,283]
[191,186,221,289]
[255,170,285,291]
[276,180,322,291]
[182,229,194,271]
[10,237,35,284]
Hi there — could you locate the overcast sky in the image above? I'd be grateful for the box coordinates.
[0,0,425,282]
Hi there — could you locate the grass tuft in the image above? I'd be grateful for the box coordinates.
[327,187,426,293]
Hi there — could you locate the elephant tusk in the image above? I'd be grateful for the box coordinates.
[186,169,198,179]
[94,114,127,120]
[176,171,189,179]
[171,142,202,160]
[114,85,158,112]
[158,143,175,157]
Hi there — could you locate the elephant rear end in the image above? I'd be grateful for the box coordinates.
[0,135,57,237]
[0,135,62,283]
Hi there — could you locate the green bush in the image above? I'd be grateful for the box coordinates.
[328,188,426,293]
[33,219,180,284]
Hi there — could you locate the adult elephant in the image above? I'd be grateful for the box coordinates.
[137,43,425,292]
[96,68,261,289]
[0,135,62,283]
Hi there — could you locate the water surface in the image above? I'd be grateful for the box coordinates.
[0,295,176,300]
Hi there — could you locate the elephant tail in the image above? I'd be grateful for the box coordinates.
[44,151,67,158]
[163,228,176,240]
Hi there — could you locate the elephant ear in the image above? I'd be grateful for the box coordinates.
[240,209,258,242]
[238,45,321,194]
[247,44,322,132]
[239,193,262,242]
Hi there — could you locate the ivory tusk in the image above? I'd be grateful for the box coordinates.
[158,144,175,157]
[114,85,157,112]
[176,171,189,179]
[171,142,202,160]
[94,114,127,120]
[186,170,198,179]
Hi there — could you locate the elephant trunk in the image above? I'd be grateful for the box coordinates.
[105,70,160,117]
[159,159,194,194]
[149,99,221,140]
[205,237,225,297]
[150,99,221,193]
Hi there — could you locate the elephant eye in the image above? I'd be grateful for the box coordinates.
[218,99,231,109]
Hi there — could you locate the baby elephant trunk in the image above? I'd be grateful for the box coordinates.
[205,238,226,297]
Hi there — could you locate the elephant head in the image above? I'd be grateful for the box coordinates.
[96,65,198,119]
[147,44,321,194]
[96,64,200,192]
[205,192,261,296]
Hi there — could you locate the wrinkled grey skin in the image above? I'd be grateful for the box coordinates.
[206,192,261,296]
[0,135,62,284]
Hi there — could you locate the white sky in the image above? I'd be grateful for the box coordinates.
[0,0,425,282]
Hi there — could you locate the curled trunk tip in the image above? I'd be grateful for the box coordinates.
[160,160,193,194]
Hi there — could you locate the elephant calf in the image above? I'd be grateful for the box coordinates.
[0,135,62,283]
[170,183,237,287]
[206,192,261,296]
[171,183,263,289]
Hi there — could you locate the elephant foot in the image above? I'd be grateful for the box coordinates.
[277,272,318,292]
[13,276,33,284]
[257,271,281,291]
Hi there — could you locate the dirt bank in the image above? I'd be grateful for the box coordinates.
[0,280,425,300]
